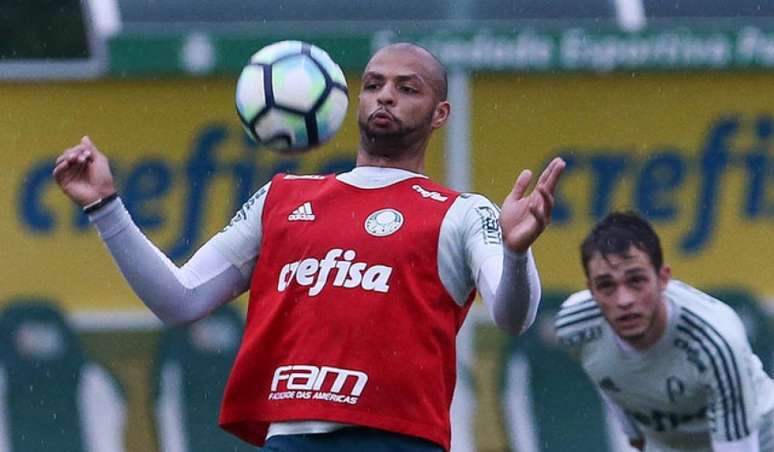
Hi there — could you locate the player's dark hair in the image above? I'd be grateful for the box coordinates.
[580,211,663,277]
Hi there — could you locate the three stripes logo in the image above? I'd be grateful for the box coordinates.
[288,202,316,221]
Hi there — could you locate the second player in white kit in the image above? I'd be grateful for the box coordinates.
[556,212,774,452]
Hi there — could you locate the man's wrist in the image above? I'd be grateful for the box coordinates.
[83,192,119,215]
[503,246,529,261]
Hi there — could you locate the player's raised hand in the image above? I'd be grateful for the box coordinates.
[53,136,116,207]
[499,157,566,253]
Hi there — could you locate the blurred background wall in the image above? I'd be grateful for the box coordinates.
[1,1,773,451]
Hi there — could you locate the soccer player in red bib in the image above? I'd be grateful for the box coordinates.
[53,43,565,451]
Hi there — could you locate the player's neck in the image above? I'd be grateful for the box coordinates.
[356,129,432,173]
[355,149,426,173]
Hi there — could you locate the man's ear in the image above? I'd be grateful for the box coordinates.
[658,265,672,291]
[431,101,450,129]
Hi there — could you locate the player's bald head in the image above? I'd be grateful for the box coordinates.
[367,42,448,101]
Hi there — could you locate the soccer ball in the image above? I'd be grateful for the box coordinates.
[235,40,349,152]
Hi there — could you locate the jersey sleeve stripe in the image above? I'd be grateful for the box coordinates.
[555,311,603,330]
[677,325,739,441]
[677,316,748,441]
[682,308,749,439]
[676,324,736,440]
[557,299,597,317]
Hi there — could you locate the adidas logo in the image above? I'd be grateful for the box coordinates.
[288,202,316,221]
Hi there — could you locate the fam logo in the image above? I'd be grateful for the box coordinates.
[365,208,404,237]
[269,364,368,405]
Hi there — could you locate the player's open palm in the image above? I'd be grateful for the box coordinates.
[499,157,565,252]
[53,136,116,207]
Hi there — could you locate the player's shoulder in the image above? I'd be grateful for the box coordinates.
[412,178,464,197]
[669,280,749,346]
[457,190,498,205]
[224,181,272,229]
[404,181,463,208]
[446,191,500,217]
[554,290,606,348]
[668,280,739,321]
[443,192,502,245]
[440,189,499,219]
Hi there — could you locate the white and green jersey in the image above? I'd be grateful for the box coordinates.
[555,280,774,451]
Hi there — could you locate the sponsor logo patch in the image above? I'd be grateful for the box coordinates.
[412,184,448,202]
[475,206,502,244]
[269,365,368,405]
[288,202,316,221]
[277,248,393,296]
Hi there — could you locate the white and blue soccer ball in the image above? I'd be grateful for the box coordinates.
[235,40,349,153]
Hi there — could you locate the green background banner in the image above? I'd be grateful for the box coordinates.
[109,25,774,76]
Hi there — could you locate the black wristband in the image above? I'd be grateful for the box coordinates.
[83,192,119,215]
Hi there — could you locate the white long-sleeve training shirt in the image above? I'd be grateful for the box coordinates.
[556,281,774,452]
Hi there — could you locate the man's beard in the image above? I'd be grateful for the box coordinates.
[358,110,431,155]
[360,115,407,141]
[359,121,409,156]
[618,313,654,344]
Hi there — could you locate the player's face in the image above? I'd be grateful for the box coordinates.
[586,246,671,349]
[357,49,448,149]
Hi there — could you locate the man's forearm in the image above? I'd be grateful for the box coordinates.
[90,198,249,324]
[482,248,541,335]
